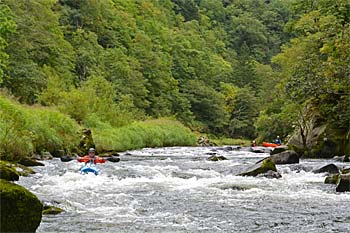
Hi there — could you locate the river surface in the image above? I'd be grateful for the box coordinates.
[17,146,350,233]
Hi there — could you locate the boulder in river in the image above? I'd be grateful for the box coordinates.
[257,170,282,179]
[325,174,339,184]
[18,157,44,167]
[249,146,268,153]
[42,205,64,215]
[60,155,74,162]
[106,156,121,163]
[270,150,299,164]
[0,161,19,181]
[238,157,277,177]
[208,155,227,161]
[313,164,340,174]
[0,179,43,232]
[336,173,350,192]
[333,155,349,162]
[270,145,288,155]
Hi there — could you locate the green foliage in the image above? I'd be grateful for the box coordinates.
[88,118,196,152]
[0,4,16,83]
[2,0,347,150]
[0,94,80,160]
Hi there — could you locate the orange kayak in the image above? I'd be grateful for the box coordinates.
[77,156,106,164]
[262,142,279,147]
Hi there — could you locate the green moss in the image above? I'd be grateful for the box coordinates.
[325,174,339,184]
[0,161,19,181]
[42,205,64,215]
[0,179,43,232]
[262,158,277,172]
[239,158,277,176]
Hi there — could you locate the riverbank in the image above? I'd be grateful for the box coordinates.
[0,95,196,161]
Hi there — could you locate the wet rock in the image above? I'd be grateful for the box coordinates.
[42,205,64,215]
[270,150,299,164]
[238,157,277,177]
[250,146,272,153]
[325,174,339,184]
[250,147,265,153]
[336,173,350,192]
[0,161,19,181]
[270,145,288,155]
[18,157,45,167]
[207,155,227,161]
[205,152,217,156]
[341,167,350,174]
[257,170,282,179]
[313,164,340,174]
[52,149,66,158]
[60,155,74,162]
[220,146,241,152]
[0,179,43,232]
[333,155,349,162]
[106,156,120,163]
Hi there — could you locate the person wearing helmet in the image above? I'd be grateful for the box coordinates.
[274,136,282,145]
[86,148,96,165]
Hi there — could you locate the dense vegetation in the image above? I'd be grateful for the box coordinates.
[0,0,349,158]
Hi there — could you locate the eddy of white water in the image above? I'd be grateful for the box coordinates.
[17,146,350,233]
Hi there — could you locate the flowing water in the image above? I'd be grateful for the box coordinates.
[17,146,350,233]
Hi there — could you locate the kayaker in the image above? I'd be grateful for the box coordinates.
[251,140,256,147]
[86,148,96,165]
[274,136,282,145]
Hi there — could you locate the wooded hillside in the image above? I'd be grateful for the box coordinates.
[1,0,349,156]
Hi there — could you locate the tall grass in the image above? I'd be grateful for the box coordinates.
[85,116,196,152]
[0,95,80,160]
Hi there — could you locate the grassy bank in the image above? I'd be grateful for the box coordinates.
[209,136,251,147]
[1,95,197,159]
[0,95,80,160]
[85,116,197,152]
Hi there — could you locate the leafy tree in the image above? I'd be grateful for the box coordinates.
[0,4,15,83]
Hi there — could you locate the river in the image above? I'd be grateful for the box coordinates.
[17,146,350,233]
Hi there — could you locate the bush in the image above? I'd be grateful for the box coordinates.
[0,95,80,160]
[89,118,196,152]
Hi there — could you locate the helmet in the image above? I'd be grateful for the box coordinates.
[88,148,95,153]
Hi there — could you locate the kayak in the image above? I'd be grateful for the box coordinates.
[77,156,106,164]
[262,142,280,147]
[79,164,100,175]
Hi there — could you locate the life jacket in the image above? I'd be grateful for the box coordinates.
[77,155,106,164]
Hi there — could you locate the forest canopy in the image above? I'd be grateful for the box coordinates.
[0,0,349,153]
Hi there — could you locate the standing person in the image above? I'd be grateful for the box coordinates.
[274,136,282,145]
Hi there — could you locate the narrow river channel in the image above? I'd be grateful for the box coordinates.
[17,146,350,232]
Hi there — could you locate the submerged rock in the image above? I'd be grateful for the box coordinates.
[325,174,339,184]
[335,155,349,162]
[257,170,282,179]
[313,164,340,174]
[106,156,120,163]
[207,155,227,161]
[18,157,44,167]
[0,179,43,232]
[270,150,299,164]
[60,155,74,162]
[336,173,350,192]
[238,157,277,177]
[42,205,64,215]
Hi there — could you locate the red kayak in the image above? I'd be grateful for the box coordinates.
[262,142,280,148]
[77,156,106,164]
